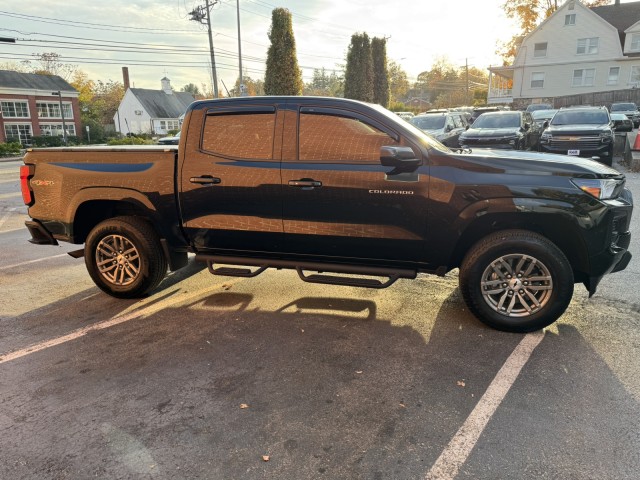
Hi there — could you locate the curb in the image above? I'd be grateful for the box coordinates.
[0,156,24,163]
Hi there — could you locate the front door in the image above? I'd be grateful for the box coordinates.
[281,106,429,263]
[179,105,284,253]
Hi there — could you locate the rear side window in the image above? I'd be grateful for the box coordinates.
[202,112,275,159]
[299,112,399,163]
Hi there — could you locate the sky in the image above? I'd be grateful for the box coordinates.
[1,0,529,93]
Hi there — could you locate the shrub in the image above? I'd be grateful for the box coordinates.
[0,142,22,157]
[31,136,81,147]
[107,136,154,145]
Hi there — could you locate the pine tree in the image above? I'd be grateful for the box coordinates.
[371,37,390,107]
[264,8,303,96]
[344,33,373,102]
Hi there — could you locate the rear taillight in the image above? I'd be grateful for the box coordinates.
[20,165,33,205]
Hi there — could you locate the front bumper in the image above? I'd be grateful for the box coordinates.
[539,142,611,159]
[583,190,633,295]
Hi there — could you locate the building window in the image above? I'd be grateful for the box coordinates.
[631,34,640,51]
[4,124,33,145]
[631,66,640,85]
[531,72,545,88]
[534,42,547,58]
[573,68,596,87]
[40,123,76,137]
[608,67,620,85]
[36,102,73,119]
[1,101,29,118]
[577,37,599,55]
[565,14,576,25]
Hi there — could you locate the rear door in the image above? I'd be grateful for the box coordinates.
[280,105,429,262]
[179,103,284,253]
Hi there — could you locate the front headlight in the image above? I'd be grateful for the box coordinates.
[571,178,622,200]
[600,130,613,143]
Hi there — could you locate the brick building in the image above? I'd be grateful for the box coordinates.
[0,70,81,145]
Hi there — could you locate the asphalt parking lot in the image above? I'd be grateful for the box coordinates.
[1,156,639,479]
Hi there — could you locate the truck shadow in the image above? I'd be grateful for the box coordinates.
[2,285,639,480]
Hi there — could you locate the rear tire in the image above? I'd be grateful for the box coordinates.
[459,230,574,332]
[84,216,167,298]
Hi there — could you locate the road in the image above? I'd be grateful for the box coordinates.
[1,156,639,480]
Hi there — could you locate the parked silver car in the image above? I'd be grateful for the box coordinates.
[409,112,468,147]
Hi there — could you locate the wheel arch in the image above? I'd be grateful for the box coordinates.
[450,211,590,281]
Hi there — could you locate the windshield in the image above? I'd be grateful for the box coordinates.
[472,113,521,129]
[531,109,557,120]
[551,110,609,125]
[410,115,446,130]
[611,103,636,111]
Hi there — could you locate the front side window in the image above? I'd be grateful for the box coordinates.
[299,112,398,163]
[573,68,595,87]
[1,101,29,118]
[202,112,275,159]
[4,123,33,144]
[534,42,547,58]
[631,66,640,85]
[631,33,640,51]
[531,72,545,88]
[577,37,599,55]
[565,14,576,25]
[608,67,620,85]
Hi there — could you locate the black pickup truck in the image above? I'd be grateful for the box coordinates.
[20,97,633,332]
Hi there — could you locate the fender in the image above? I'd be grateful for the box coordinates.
[439,196,592,273]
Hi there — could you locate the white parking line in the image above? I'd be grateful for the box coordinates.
[0,192,21,200]
[0,207,17,229]
[0,282,235,365]
[425,332,545,480]
[0,253,70,271]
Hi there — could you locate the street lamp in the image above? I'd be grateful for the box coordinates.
[51,91,68,145]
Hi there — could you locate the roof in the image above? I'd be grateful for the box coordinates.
[129,88,195,119]
[0,70,77,92]
[591,1,640,52]
[591,1,640,33]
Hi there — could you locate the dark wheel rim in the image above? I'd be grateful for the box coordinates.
[480,253,553,318]
[96,234,141,286]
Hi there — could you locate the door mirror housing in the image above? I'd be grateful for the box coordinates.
[380,146,421,168]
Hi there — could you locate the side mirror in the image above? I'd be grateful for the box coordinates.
[380,146,421,168]
[523,122,530,131]
[445,125,453,132]
[543,120,549,128]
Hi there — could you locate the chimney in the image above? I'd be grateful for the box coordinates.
[161,77,173,94]
[122,67,130,91]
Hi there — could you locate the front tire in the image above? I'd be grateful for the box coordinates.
[85,216,168,298]
[459,230,574,332]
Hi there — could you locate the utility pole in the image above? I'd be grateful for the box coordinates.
[465,58,469,105]
[51,91,68,145]
[237,0,246,96]
[189,1,219,98]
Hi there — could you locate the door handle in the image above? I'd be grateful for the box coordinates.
[288,179,322,188]
[190,175,221,185]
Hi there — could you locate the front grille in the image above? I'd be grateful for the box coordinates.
[464,137,510,146]
[548,135,601,150]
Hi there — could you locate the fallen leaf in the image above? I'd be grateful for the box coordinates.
[399,402,406,408]
[355,371,363,374]
[262,455,270,462]
[457,380,466,387]
[240,404,249,409]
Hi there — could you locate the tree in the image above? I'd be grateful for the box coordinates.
[28,52,78,81]
[388,61,410,103]
[304,68,343,97]
[371,37,390,107]
[499,0,612,64]
[181,83,202,97]
[416,57,460,103]
[264,8,303,96]
[344,33,374,102]
[230,75,265,96]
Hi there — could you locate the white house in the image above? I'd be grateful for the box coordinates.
[113,77,195,135]
[488,0,640,108]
